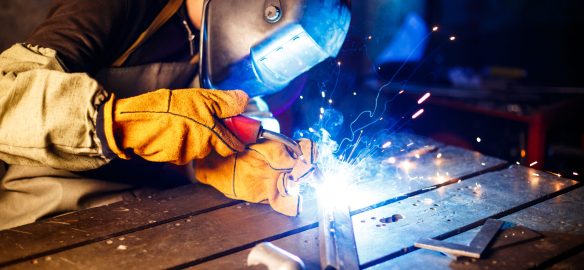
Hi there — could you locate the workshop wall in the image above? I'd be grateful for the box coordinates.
[0,0,51,51]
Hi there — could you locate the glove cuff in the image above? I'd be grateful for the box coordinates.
[97,93,130,160]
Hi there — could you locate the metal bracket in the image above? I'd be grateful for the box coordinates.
[414,219,504,259]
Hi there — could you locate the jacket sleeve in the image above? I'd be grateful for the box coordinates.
[0,43,111,171]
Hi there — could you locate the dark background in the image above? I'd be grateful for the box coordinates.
[287,0,584,179]
[1,0,582,178]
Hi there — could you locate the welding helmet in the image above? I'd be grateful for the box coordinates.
[199,0,351,97]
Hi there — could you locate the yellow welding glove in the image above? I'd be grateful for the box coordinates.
[99,88,249,165]
[195,138,318,216]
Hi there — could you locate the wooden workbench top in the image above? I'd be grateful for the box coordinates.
[0,135,581,269]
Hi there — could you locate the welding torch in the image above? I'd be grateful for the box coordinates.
[223,115,304,158]
[225,116,359,269]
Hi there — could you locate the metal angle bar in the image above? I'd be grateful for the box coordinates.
[315,170,360,270]
[318,203,360,270]
[414,219,504,259]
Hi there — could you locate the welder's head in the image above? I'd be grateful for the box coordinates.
[199,0,351,97]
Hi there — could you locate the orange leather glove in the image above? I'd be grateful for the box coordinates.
[98,88,249,164]
[195,139,318,216]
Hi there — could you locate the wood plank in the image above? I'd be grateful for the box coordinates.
[549,249,584,270]
[353,166,579,267]
[195,167,580,270]
[2,145,504,269]
[0,184,237,267]
[369,185,584,269]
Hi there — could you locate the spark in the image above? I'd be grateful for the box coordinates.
[406,142,414,147]
[346,130,364,162]
[308,127,315,133]
[574,172,580,176]
[399,160,415,171]
[516,161,520,165]
[337,61,342,66]
[481,162,486,166]
[320,107,325,114]
[378,66,381,70]
[476,137,482,143]
[520,149,526,158]
[434,174,447,182]
[368,35,372,40]
[417,92,431,104]
[299,95,304,100]
[399,90,405,94]
[532,173,540,177]
[386,157,396,164]
[432,26,439,32]
[321,91,326,98]
[529,161,538,167]
[449,36,456,41]
[473,183,482,192]
[381,141,392,148]
[436,153,442,159]
[412,109,424,119]
[353,92,357,96]
[414,154,420,159]
[328,99,333,104]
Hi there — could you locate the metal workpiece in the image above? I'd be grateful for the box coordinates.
[315,170,360,270]
[414,219,504,259]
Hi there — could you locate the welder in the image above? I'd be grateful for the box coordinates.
[0,0,350,230]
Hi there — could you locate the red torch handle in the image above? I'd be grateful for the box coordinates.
[223,115,262,145]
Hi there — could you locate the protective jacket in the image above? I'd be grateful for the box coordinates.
[0,0,200,229]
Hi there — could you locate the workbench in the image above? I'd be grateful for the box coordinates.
[0,135,582,269]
